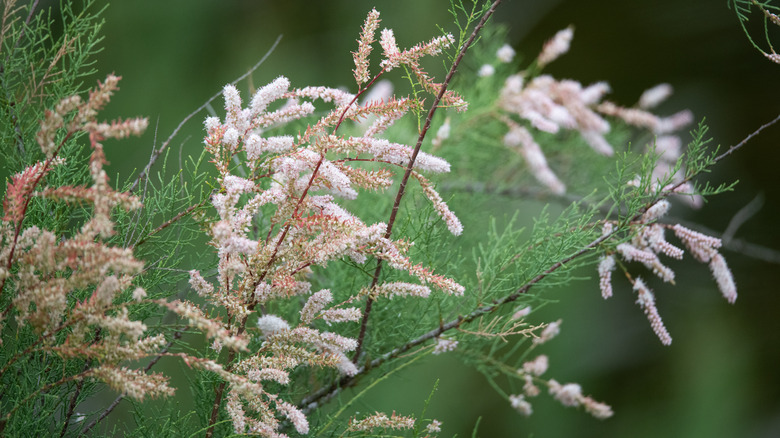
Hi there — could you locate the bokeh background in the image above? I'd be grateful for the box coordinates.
[79,0,780,436]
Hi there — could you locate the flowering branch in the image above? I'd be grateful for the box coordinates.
[353,0,503,364]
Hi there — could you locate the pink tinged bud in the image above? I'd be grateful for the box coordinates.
[336,352,359,376]
[656,110,694,134]
[598,255,616,299]
[512,305,532,320]
[509,394,533,416]
[504,125,566,194]
[579,81,611,105]
[277,401,309,435]
[633,277,672,345]
[478,64,496,77]
[132,287,147,302]
[376,282,431,299]
[583,396,614,419]
[538,26,574,66]
[426,420,442,433]
[616,242,656,263]
[188,270,214,297]
[431,117,451,148]
[223,175,255,195]
[222,84,242,115]
[256,314,290,336]
[353,9,381,84]
[348,412,415,432]
[496,44,516,63]
[300,289,333,324]
[522,354,549,376]
[222,127,240,147]
[709,253,737,303]
[250,76,290,116]
[321,307,362,325]
[204,116,221,132]
[523,375,541,397]
[765,52,780,64]
[638,83,673,109]
[643,199,670,222]
[432,337,458,354]
[644,224,684,260]
[580,130,614,156]
[548,380,582,407]
[653,135,682,161]
[379,28,400,69]
[246,368,290,385]
[672,224,721,262]
[419,180,463,235]
[534,319,561,344]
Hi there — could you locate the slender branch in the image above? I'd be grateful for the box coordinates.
[714,113,780,162]
[131,195,211,248]
[722,193,764,243]
[57,365,88,438]
[353,0,504,363]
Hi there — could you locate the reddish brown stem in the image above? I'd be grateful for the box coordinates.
[353,0,504,363]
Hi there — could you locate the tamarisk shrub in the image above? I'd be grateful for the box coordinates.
[1,1,772,436]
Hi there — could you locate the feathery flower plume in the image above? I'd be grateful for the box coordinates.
[503,122,566,194]
[598,255,616,299]
[432,117,451,149]
[353,8,381,84]
[537,26,574,67]
[300,290,334,325]
[522,354,549,376]
[633,277,672,345]
[89,366,175,402]
[638,83,673,109]
[709,253,737,304]
[549,380,582,407]
[533,319,562,344]
[523,374,541,397]
[426,419,443,433]
[512,305,532,320]
[509,394,533,416]
[348,412,416,432]
[256,315,291,337]
[478,64,496,77]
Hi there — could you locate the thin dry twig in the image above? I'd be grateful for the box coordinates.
[129,35,283,193]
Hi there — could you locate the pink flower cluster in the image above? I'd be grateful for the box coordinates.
[497,26,693,196]
[191,9,470,434]
[598,199,737,345]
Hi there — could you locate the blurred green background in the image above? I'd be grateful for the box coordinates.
[70,0,780,436]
